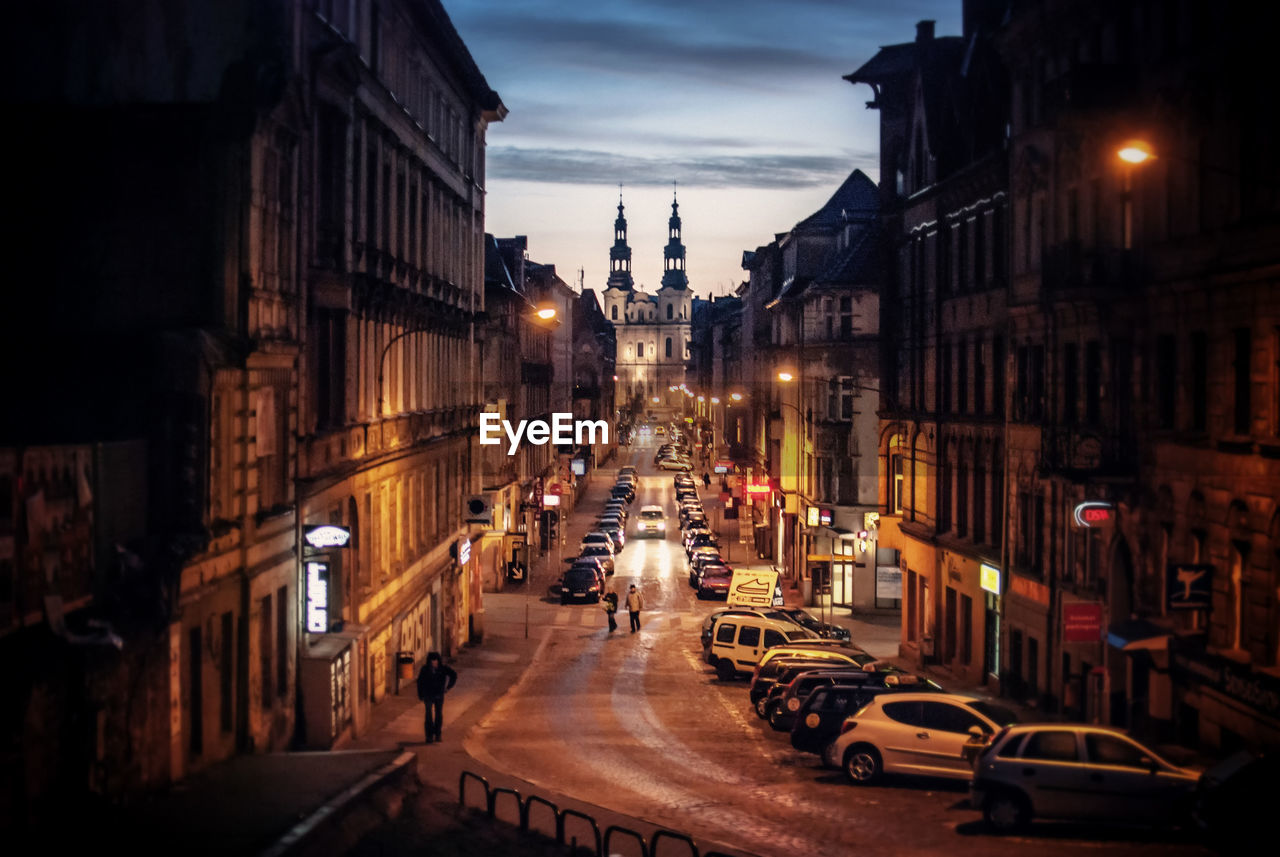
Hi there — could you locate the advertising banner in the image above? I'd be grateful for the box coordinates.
[728,569,779,608]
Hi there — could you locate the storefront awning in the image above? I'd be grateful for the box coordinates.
[1106,617,1172,652]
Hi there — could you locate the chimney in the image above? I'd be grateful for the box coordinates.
[916,20,935,43]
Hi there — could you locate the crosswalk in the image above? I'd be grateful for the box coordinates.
[542,607,685,631]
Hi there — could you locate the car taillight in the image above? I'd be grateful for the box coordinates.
[787,698,800,711]
[839,720,858,735]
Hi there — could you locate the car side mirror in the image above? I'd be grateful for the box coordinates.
[968,725,984,740]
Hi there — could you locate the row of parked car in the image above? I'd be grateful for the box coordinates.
[697,605,1255,842]
[557,467,638,604]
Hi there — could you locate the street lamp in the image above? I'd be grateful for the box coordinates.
[1116,140,1154,164]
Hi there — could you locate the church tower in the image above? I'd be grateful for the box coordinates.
[660,193,689,291]
[602,191,633,325]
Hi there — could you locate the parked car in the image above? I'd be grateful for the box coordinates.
[824,693,1020,785]
[577,544,615,576]
[597,522,626,552]
[560,566,603,604]
[686,532,720,558]
[747,650,880,716]
[1194,750,1275,853]
[705,615,820,680]
[774,607,851,642]
[580,531,615,553]
[697,565,733,600]
[637,504,667,537]
[610,484,635,504]
[971,723,1200,833]
[700,607,795,648]
[659,457,693,471]
[789,676,944,754]
[770,669,939,732]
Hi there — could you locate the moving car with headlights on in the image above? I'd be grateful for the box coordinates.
[637,504,666,537]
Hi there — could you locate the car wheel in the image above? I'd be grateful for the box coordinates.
[843,745,882,785]
[983,790,1030,833]
[715,658,736,681]
[768,705,787,731]
[754,696,770,719]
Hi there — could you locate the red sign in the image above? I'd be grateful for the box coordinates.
[1063,603,1103,643]
[549,483,563,495]
[745,482,772,495]
[1073,501,1115,528]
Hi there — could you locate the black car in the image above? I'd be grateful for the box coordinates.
[789,675,944,754]
[610,484,634,504]
[748,656,870,716]
[766,667,934,730]
[685,532,720,558]
[576,544,615,575]
[560,567,603,604]
[775,607,851,642]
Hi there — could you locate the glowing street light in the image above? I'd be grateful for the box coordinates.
[710,397,720,405]
[651,396,660,403]
[697,395,705,402]
[1117,140,1154,165]
[533,302,558,321]
[777,371,795,383]
[730,393,743,402]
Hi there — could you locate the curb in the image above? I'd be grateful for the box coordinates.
[259,750,419,857]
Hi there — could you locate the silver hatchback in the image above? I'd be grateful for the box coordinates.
[970,723,1200,833]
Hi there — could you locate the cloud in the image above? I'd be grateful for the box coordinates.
[486,145,876,189]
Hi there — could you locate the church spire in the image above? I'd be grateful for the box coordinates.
[606,185,634,291]
[661,184,688,290]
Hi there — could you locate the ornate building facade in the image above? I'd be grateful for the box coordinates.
[601,194,693,415]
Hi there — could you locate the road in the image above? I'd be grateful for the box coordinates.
[472,438,1207,857]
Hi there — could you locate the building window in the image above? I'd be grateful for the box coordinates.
[958,341,969,413]
[1084,341,1101,425]
[666,303,673,320]
[276,584,288,696]
[636,342,643,358]
[1063,342,1079,424]
[260,593,272,708]
[972,463,986,544]
[1191,330,1208,431]
[892,452,904,514]
[220,611,234,733]
[611,305,617,320]
[1235,327,1252,435]
[840,297,853,338]
[1156,334,1176,429]
[665,337,672,358]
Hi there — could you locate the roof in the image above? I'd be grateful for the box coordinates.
[844,42,918,85]
[795,170,878,231]
[813,223,884,288]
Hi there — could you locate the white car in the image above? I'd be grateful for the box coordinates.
[658,457,693,471]
[637,504,666,537]
[824,692,1019,785]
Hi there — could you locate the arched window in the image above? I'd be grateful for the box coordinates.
[637,342,644,358]
[665,337,673,358]
[611,305,618,320]
[667,303,673,319]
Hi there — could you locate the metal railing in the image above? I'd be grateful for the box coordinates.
[458,769,742,857]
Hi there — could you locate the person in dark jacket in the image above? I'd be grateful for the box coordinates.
[602,590,619,632]
[416,651,458,743]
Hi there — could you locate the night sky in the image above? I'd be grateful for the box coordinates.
[448,0,960,297]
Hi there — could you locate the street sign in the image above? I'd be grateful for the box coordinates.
[714,460,732,474]
[1063,602,1103,642]
[1072,501,1115,528]
[304,525,351,549]
[727,569,779,608]
[1167,563,1213,610]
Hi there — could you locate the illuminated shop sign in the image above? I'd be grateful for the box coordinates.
[980,563,1002,596]
[714,460,732,474]
[571,458,586,476]
[1072,501,1115,528]
[306,561,329,632]
[457,538,471,566]
[807,507,819,527]
[819,508,833,526]
[303,525,351,549]
[745,482,772,495]
[543,494,561,507]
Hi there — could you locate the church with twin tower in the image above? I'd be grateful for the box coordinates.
[600,190,692,415]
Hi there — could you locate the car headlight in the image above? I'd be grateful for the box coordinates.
[787,699,800,711]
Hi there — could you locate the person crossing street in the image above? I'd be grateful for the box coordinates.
[626,584,644,632]
[415,652,457,743]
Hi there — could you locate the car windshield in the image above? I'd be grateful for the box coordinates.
[968,700,1020,726]
[581,546,610,555]
[640,510,664,520]
[785,630,814,641]
[565,570,596,583]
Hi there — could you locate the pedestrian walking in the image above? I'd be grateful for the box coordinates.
[626,584,644,632]
[415,651,457,743]
[603,590,619,632]
[702,471,711,488]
